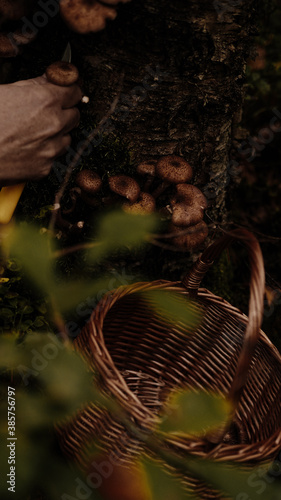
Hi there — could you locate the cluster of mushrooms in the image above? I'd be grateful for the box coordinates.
[0,0,130,57]
[0,0,37,57]
[60,0,131,34]
[59,155,208,251]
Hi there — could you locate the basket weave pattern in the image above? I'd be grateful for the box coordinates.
[57,229,281,499]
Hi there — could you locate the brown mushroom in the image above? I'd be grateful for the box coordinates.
[171,184,208,210]
[0,30,37,57]
[46,61,79,86]
[137,160,157,192]
[153,155,193,198]
[109,175,140,203]
[75,169,102,207]
[59,0,117,34]
[0,33,18,57]
[171,221,208,251]
[123,192,156,215]
[170,184,207,227]
[0,0,35,21]
[100,0,131,4]
[76,170,102,194]
[171,203,204,227]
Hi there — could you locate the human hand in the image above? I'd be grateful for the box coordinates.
[0,76,82,186]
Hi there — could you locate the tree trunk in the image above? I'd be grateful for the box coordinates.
[73,0,258,221]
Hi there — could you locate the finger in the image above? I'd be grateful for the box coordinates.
[50,83,83,109]
[60,107,81,134]
[12,76,49,87]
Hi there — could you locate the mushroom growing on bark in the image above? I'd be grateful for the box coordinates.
[137,160,157,192]
[170,184,208,227]
[59,0,118,34]
[171,221,208,251]
[0,30,37,57]
[123,192,156,215]
[75,169,102,207]
[109,175,141,203]
[153,155,193,198]
[0,0,35,21]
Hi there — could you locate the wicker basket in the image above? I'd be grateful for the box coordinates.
[57,229,281,499]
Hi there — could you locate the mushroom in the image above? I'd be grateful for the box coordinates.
[100,0,131,4]
[170,183,208,226]
[171,202,205,227]
[59,0,117,34]
[76,169,102,194]
[109,175,140,203]
[0,0,35,21]
[171,221,208,251]
[46,61,79,87]
[171,184,208,210]
[0,30,37,57]
[0,33,18,57]
[123,192,156,215]
[75,169,102,207]
[153,155,193,198]
[137,160,157,192]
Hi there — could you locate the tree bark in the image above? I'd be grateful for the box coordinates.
[73,0,258,222]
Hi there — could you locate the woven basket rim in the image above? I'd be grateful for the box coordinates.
[85,280,281,428]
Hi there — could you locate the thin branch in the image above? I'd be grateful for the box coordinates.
[51,241,101,259]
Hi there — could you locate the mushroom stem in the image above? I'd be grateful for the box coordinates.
[152,180,170,199]
[144,175,155,192]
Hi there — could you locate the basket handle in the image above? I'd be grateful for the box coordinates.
[182,229,265,433]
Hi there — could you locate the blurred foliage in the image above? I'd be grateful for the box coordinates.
[160,390,231,436]
[142,290,202,329]
[2,215,279,500]
[0,333,103,500]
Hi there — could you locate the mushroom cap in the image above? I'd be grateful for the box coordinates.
[46,61,79,87]
[172,221,208,251]
[171,184,207,210]
[76,170,102,194]
[0,0,35,21]
[101,0,131,4]
[59,0,117,34]
[171,202,204,227]
[0,32,18,57]
[156,155,193,184]
[109,175,141,203]
[137,160,157,177]
[123,192,156,215]
[0,29,37,57]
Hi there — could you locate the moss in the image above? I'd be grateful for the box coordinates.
[203,249,249,310]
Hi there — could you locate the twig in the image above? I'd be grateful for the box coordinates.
[50,296,71,346]
[48,74,124,235]
[51,241,101,259]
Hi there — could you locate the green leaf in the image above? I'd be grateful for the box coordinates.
[6,224,54,295]
[88,210,159,262]
[160,390,231,435]
[142,290,202,330]
[0,307,14,319]
[144,460,193,500]
[54,276,113,313]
